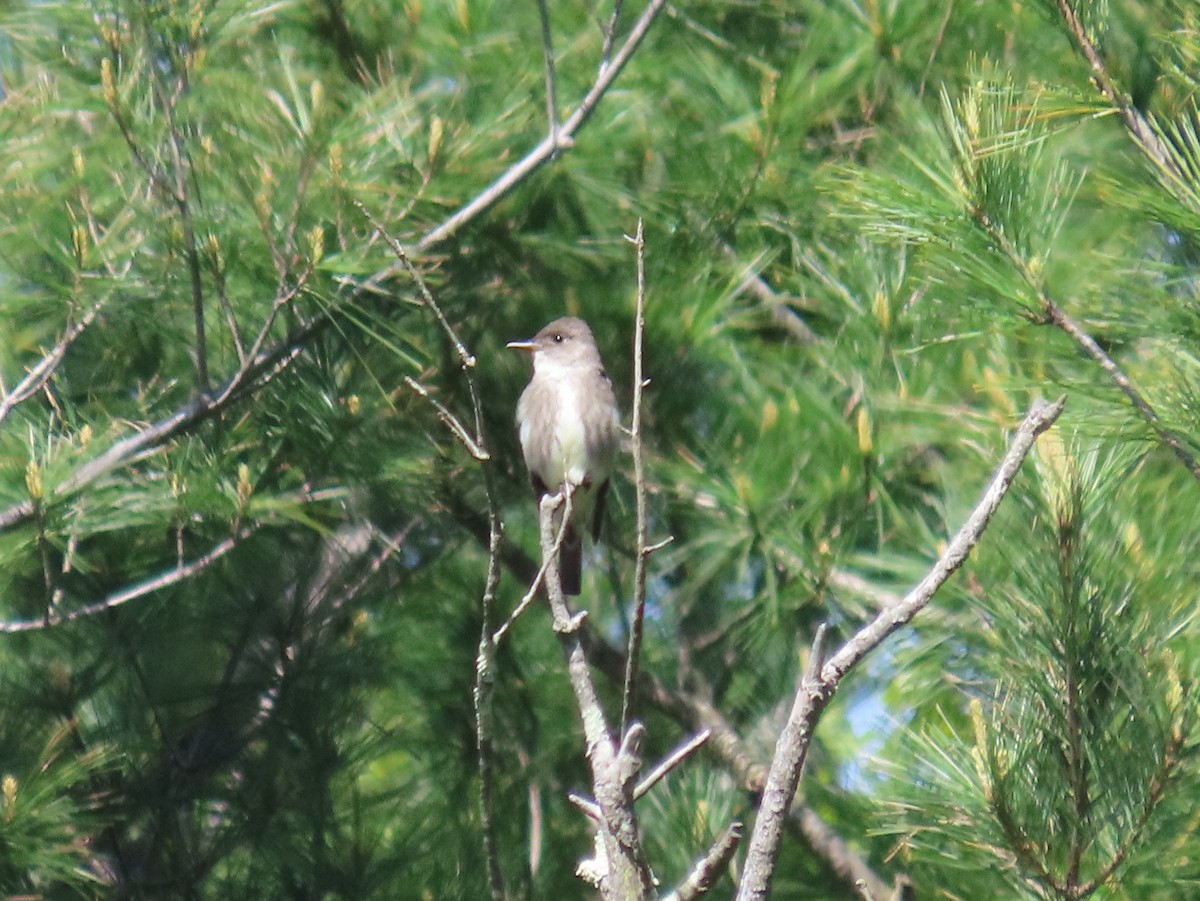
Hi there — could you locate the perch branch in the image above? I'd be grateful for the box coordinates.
[539,492,655,900]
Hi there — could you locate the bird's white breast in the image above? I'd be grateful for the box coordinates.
[519,353,592,489]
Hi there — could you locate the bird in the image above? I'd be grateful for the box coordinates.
[507,317,620,595]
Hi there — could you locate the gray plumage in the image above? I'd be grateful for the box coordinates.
[508,317,620,595]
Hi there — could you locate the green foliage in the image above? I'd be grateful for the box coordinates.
[1,0,1200,898]
[879,445,1200,898]
[0,723,111,894]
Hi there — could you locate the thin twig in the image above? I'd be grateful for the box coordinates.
[536,0,559,142]
[493,498,574,644]
[0,299,107,426]
[0,315,320,532]
[209,243,247,365]
[475,513,508,901]
[916,0,955,101]
[0,526,258,633]
[101,59,172,198]
[736,397,1066,901]
[598,0,626,74]
[326,521,417,612]
[633,729,710,800]
[795,806,901,901]
[466,363,504,901]
[156,76,209,392]
[621,219,655,738]
[1046,303,1200,482]
[356,206,510,893]
[404,376,491,461]
[972,208,1200,484]
[491,576,545,643]
[355,199,507,897]
[662,821,743,901]
[416,0,667,251]
[240,262,316,372]
[354,200,476,371]
[569,790,603,821]
[357,190,508,897]
[356,202,498,473]
[1054,0,1191,197]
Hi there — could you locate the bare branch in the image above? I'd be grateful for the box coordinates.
[1,1,669,539]
[644,535,673,554]
[360,196,509,897]
[404,376,491,461]
[491,574,546,644]
[598,0,626,74]
[663,821,743,901]
[416,0,667,251]
[0,299,106,426]
[355,200,477,372]
[569,790,603,821]
[475,512,508,901]
[0,526,257,633]
[492,499,574,644]
[823,397,1064,684]
[539,493,655,900]
[356,200,508,896]
[536,0,559,141]
[737,625,828,901]
[0,316,320,533]
[356,200,500,482]
[621,218,664,738]
[595,623,900,900]
[451,492,902,901]
[736,397,1066,901]
[633,729,710,800]
[1044,303,1200,482]
[794,806,908,901]
[241,259,317,370]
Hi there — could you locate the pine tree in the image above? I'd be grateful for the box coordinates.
[1,1,1198,899]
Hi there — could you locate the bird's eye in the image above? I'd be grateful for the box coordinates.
[553,333,564,343]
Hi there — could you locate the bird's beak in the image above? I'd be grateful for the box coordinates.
[506,339,536,352]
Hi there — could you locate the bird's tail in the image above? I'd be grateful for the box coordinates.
[560,526,582,596]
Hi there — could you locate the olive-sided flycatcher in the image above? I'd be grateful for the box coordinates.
[507,317,620,595]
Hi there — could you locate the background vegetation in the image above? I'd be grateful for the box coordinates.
[1,0,1199,898]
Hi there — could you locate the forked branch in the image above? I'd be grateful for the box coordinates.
[736,396,1066,901]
